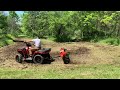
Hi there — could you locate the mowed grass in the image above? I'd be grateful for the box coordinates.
[0,64,120,79]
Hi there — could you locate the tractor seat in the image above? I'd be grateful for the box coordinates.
[39,48,51,52]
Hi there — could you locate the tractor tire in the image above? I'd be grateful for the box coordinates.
[63,54,70,64]
[16,54,23,63]
[33,55,44,64]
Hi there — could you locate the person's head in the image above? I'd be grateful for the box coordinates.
[34,36,39,39]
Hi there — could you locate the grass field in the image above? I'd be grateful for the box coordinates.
[0,64,120,79]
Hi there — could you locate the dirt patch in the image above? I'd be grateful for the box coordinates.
[0,38,120,69]
[68,47,90,55]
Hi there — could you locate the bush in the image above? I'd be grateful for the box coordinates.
[0,34,15,47]
[6,40,13,45]
[98,38,120,46]
[6,34,15,40]
[0,41,4,47]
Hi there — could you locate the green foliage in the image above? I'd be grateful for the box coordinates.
[7,11,20,36]
[1,11,120,47]
[0,12,7,29]
[0,34,14,47]
[6,34,15,40]
[0,42,5,47]
[99,38,120,46]
[0,37,13,47]
[5,40,13,45]
[17,34,28,38]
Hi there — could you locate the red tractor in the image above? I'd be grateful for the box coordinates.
[14,40,54,64]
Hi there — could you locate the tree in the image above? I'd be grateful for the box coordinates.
[21,11,120,42]
[7,11,20,36]
[0,12,8,34]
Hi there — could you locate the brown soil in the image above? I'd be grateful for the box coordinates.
[0,38,120,69]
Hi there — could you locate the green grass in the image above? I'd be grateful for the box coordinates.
[0,64,120,79]
[47,37,56,41]
[98,38,120,46]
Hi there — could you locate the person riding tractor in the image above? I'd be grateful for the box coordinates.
[24,37,41,57]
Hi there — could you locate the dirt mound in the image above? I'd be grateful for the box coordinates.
[0,38,120,69]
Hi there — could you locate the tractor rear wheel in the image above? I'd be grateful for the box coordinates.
[33,55,44,64]
[63,54,70,64]
[16,54,23,63]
